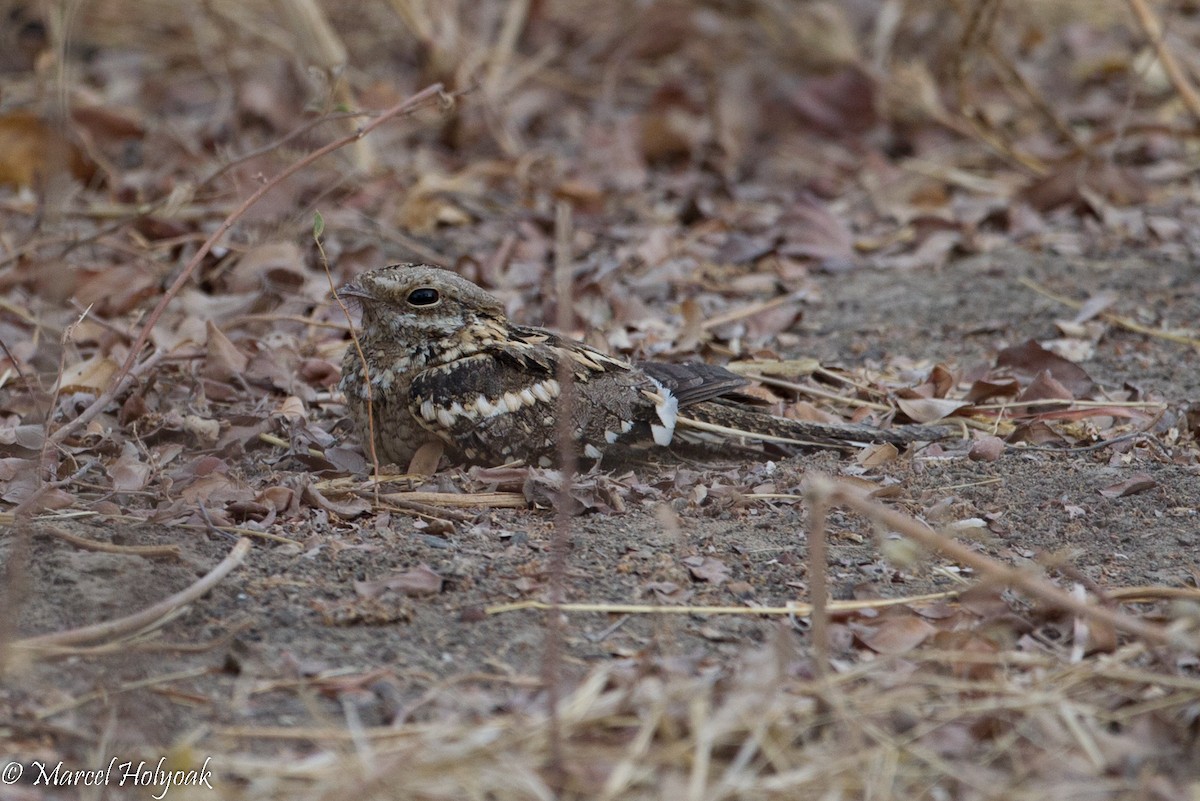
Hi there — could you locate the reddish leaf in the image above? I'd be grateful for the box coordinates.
[968,436,1005,462]
[1013,370,1075,412]
[964,377,1021,403]
[0,110,95,188]
[997,339,1095,397]
[1007,422,1069,446]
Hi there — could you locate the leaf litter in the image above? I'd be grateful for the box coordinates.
[1,1,1199,799]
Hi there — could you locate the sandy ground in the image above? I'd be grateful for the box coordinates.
[3,250,1198,790]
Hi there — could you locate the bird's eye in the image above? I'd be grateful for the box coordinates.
[406,287,440,307]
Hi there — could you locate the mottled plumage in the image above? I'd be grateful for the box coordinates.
[338,264,947,468]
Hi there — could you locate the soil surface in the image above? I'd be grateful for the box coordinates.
[4,250,1199,778]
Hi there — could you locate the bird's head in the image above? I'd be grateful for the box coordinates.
[337,263,506,339]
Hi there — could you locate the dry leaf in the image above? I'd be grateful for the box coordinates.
[857,442,898,467]
[1097,473,1156,499]
[0,110,94,188]
[407,440,444,478]
[57,355,118,394]
[683,556,731,585]
[275,396,306,422]
[968,436,1005,462]
[110,443,150,492]
[853,616,937,655]
[355,565,444,598]
[896,396,970,423]
[203,321,249,382]
[997,339,1095,397]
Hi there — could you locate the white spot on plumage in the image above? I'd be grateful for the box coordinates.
[518,388,537,407]
[530,381,554,403]
[604,429,619,443]
[537,456,553,467]
[620,419,634,434]
[584,444,603,459]
[474,396,497,417]
[651,423,672,446]
[420,399,437,422]
[647,378,678,446]
[436,407,456,429]
[503,391,523,411]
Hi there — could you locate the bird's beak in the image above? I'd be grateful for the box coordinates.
[335,281,371,303]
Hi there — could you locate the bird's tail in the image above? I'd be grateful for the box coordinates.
[676,401,958,450]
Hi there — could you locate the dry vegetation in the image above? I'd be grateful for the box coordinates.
[2,1,1200,799]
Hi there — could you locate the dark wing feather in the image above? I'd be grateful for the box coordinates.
[638,362,748,407]
[407,330,663,465]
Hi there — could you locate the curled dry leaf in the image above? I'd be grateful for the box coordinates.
[856,442,898,468]
[324,447,368,474]
[997,339,1095,398]
[1097,473,1157,498]
[274,396,306,423]
[0,110,95,188]
[778,193,857,267]
[354,564,444,598]
[965,377,1021,403]
[257,486,297,514]
[406,440,444,478]
[110,442,150,492]
[682,555,731,585]
[968,436,1005,462]
[1013,371,1076,415]
[0,423,45,450]
[203,321,249,383]
[895,396,970,423]
[301,481,371,517]
[852,615,938,655]
[1007,421,1069,446]
[0,456,39,503]
[56,355,119,394]
[224,242,305,293]
[182,415,221,445]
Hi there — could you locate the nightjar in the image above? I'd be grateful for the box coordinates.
[337,264,947,468]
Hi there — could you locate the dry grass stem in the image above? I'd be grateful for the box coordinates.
[11,538,251,651]
[1019,275,1200,347]
[1126,0,1200,123]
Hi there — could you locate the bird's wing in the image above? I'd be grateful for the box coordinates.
[638,361,748,407]
[407,328,676,464]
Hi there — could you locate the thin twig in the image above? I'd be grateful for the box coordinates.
[47,348,167,446]
[1127,0,1200,124]
[544,197,577,789]
[79,83,446,452]
[38,525,181,558]
[485,591,959,617]
[319,217,382,494]
[806,481,831,676]
[813,477,1182,647]
[1018,275,1200,347]
[13,538,251,649]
